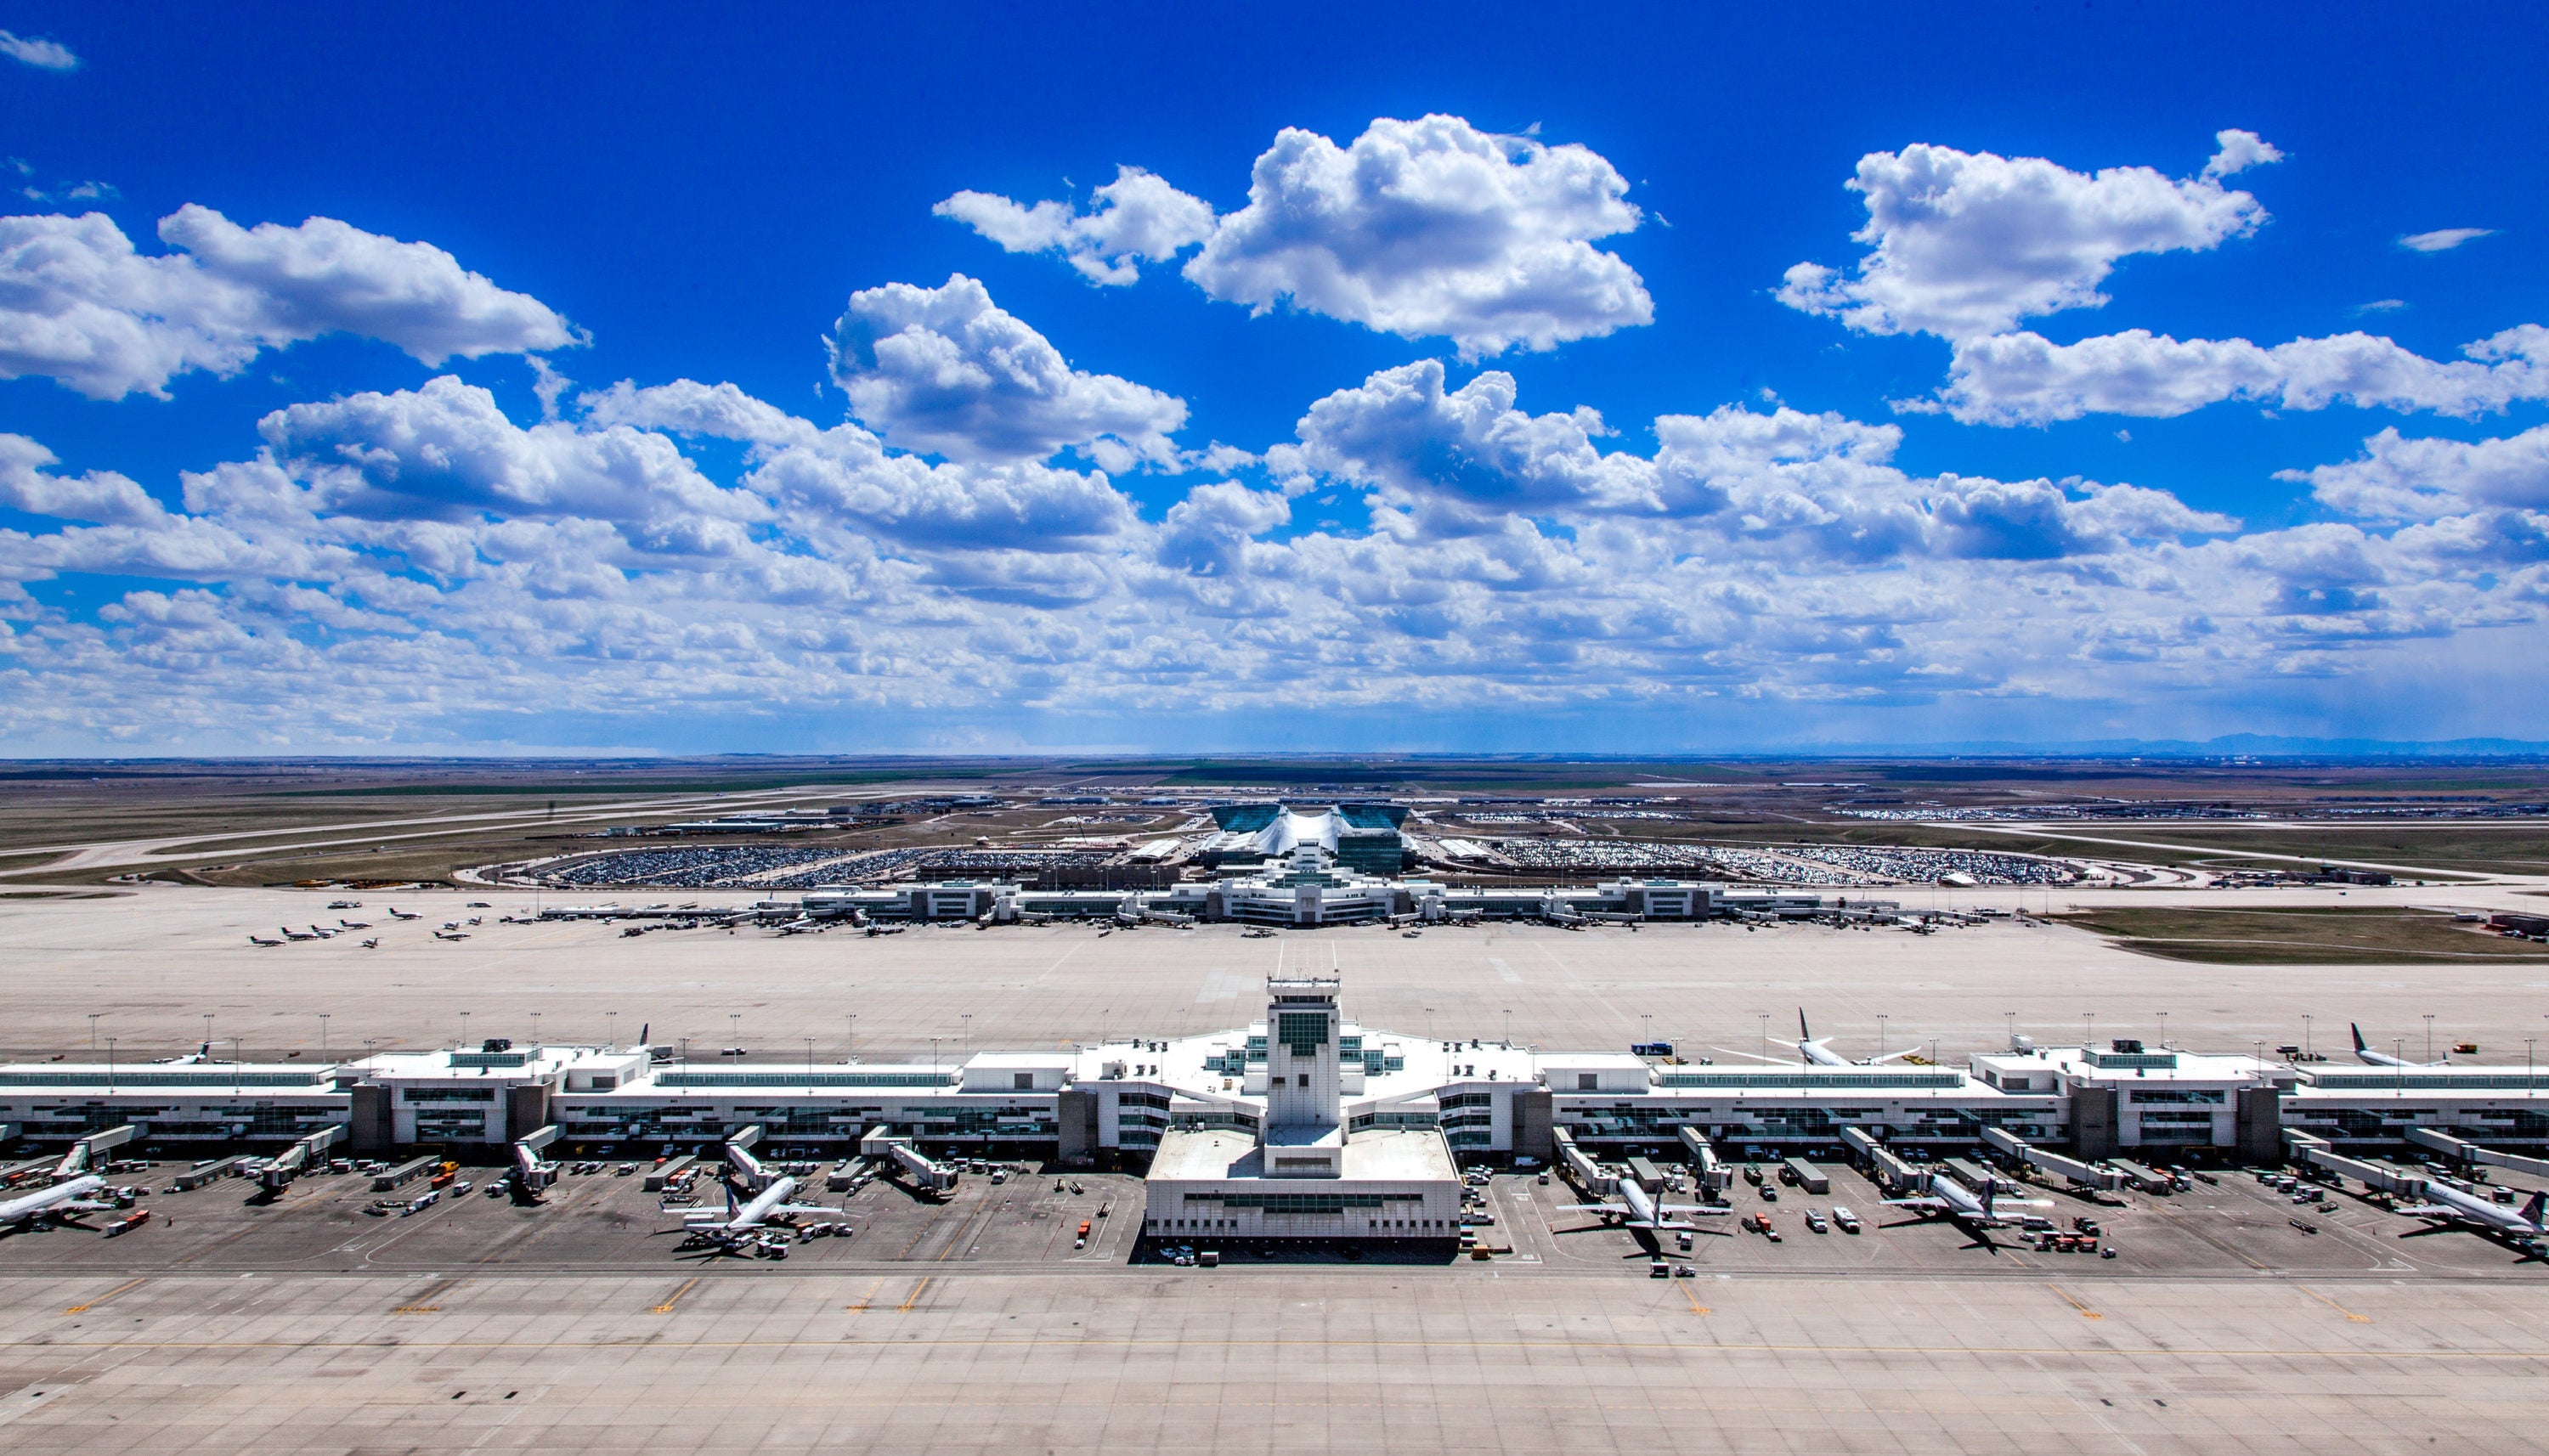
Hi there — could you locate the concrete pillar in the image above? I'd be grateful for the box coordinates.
[2070,1086,2119,1160]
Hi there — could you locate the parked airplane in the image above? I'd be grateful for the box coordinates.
[1884,1171,2051,1236]
[675,1175,841,1251]
[1721,1010,1921,1068]
[359,938,380,950]
[1577,1177,1732,1233]
[2398,1182,2549,1243]
[337,919,370,930]
[0,1175,114,1233]
[387,907,421,921]
[432,929,470,941]
[278,926,319,942]
[2354,1024,2449,1069]
[246,934,283,947]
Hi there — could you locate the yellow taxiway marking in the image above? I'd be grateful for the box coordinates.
[64,1278,144,1315]
[393,1276,461,1314]
[2298,1285,2373,1323]
[650,1277,698,1315]
[1679,1283,1710,1317]
[2048,1284,2102,1319]
[845,1279,884,1312]
[896,1277,931,1312]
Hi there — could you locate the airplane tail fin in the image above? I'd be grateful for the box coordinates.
[2524,1189,2547,1227]
[638,1022,648,1047]
[2352,1023,2369,1054]
[726,1177,740,1216]
[1799,1008,1811,1041]
[1981,1179,1995,1219]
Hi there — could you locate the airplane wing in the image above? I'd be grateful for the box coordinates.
[771,1204,839,1216]
[2393,1204,2458,1219]
[1707,1047,1794,1066]
[1882,1197,1949,1211]
[1862,1047,1922,1064]
[1659,1204,1735,1216]
[62,1199,116,1213]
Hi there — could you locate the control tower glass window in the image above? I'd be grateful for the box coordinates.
[1277,1013,1329,1056]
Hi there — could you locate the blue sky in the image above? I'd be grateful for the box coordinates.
[0,2,2543,753]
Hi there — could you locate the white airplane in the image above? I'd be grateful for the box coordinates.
[675,1176,840,1247]
[359,938,380,950]
[305,925,342,940]
[247,934,284,947]
[1576,1177,1732,1233]
[432,929,470,941]
[277,926,319,942]
[0,1175,114,1233]
[2397,1182,2549,1242]
[1722,1010,1921,1068]
[387,907,421,921]
[2354,1024,2448,1068]
[1884,1171,2051,1233]
[337,919,371,930]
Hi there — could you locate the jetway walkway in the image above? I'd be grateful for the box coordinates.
[2107,1159,2177,1194]
[1551,1126,1614,1195]
[510,1124,561,1202]
[1840,1126,1921,1192]
[2408,1126,2549,1180]
[1676,1126,1732,1194]
[54,1125,136,1179]
[2286,1131,2426,1196]
[1980,1126,2126,1192]
[862,1127,958,1196]
[257,1126,343,1191]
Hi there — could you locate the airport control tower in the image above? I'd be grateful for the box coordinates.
[1261,977,1344,1177]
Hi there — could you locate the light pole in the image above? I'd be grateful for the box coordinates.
[931,1036,943,1072]
[1503,1009,1512,1047]
[202,1013,214,1053]
[2157,1012,2168,1050]
[88,1013,98,1055]
[530,1013,540,1045]
[459,1012,470,1050]
[805,1036,815,1093]
[1878,1014,1890,1061]
[230,1037,241,1092]
[2303,1013,2313,1060]
[845,1015,856,1065]
[2528,1039,2537,1098]
[963,1013,973,1052]
[1760,1012,1770,1064]
[2084,1013,2096,1052]
[730,1013,740,1052]
[2003,1012,2015,1049]
[106,1036,116,1092]
[319,1013,330,1064]
[2394,1039,2406,1098]
[608,1012,619,1051]
[2425,1013,2436,1065]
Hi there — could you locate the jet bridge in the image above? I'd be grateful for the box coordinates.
[2407,1126,2549,1180]
[257,1125,344,1192]
[860,1128,957,1196]
[1979,1125,2126,1192]
[1840,1126,1921,1193]
[53,1125,136,1180]
[723,1124,775,1192]
[1676,1126,1732,1194]
[508,1124,561,1203]
[2286,1131,2425,1195]
[1550,1126,1614,1195]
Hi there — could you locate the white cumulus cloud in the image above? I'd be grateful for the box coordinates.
[935,166,1215,285]
[828,274,1186,464]
[1182,114,1651,357]
[1926,324,2549,425]
[0,206,576,400]
[2281,425,2549,521]
[1778,133,2275,340]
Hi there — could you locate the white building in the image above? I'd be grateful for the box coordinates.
[1142,978,1461,1241]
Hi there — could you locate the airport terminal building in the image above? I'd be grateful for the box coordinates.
[9,1006,2549,1200]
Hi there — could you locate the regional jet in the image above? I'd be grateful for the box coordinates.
[277,926,319,942]
[432,929,470,941]
[1575,1177,1732,1233]
[2353,1024,2449,1068]
[2397,1182,2549,1244]
[0,1175,115,1233]
[387,907,421,921]
[359,938,380,949]
[246,934,284,947]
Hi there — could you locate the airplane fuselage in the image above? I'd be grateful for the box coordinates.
[0,1174,107,1228]
[2416,1180,2549,1238]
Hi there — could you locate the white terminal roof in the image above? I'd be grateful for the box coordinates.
[1148,1126,1456,1183]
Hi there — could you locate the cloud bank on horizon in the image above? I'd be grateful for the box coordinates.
[1,82,2544,751]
